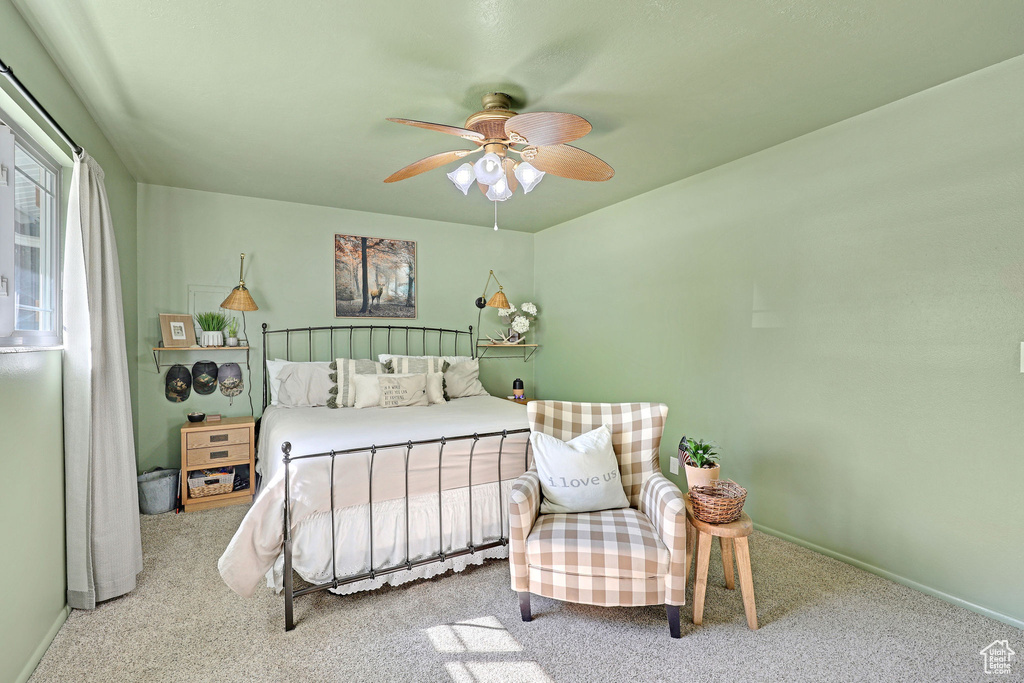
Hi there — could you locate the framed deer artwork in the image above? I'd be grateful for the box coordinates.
[334,234,417,318]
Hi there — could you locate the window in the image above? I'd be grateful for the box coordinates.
[0,118,61,346]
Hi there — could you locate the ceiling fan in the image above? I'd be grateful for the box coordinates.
[383,93,613,204]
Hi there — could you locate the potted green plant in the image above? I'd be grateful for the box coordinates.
[225,317,239,347]
[194,311,228,348]
[679,436,720,490]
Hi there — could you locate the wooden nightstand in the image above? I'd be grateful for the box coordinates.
[180,416,256,512]
[503,397,535,405]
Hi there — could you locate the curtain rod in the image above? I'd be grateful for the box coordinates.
[0,56,83,157]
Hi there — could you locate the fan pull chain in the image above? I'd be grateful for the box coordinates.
[493,200,498,231]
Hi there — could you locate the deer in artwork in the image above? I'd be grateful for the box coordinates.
[370,286,384,305]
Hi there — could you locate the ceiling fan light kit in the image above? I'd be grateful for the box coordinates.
[385,92,613,229]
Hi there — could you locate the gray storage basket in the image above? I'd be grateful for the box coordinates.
[137,468,180,514]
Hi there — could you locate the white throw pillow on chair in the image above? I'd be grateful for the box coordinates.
[530,424,630,514]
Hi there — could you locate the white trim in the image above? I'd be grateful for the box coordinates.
[754,522,1024,630]
[14,604,69,683]
[0,103,63,344]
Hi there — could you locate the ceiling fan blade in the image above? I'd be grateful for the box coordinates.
[503,158,518,193]
[384,150,472,183]
[386,118,484,142]
[529,144,614,181]
[505,112,592,147]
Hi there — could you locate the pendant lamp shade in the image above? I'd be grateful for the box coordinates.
[486,289,510,309]
[221,253,259,311]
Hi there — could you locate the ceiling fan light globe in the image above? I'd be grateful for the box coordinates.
[514,162,545,193]
[447,163,476,195]
[474,153,505,186]
[486,177,513,201]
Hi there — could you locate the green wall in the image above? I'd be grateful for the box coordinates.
[136,184,534,472]
[535,55,1024,626]
[1,2,138,681]
[0,352,66,683]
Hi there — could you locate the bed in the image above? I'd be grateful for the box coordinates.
[218,323,531,630]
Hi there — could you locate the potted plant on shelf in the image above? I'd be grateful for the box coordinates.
[679,436,721,489]
[194,311,228,348]
[225,317,239,347]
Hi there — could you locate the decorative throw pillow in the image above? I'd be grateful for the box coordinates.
[277,362,333,407]
[444,359,489,399]
[377,374,429,408]
[352,372,445,408]
[379,353,472,368]
[530,424,630,514]
[328,358,389,408]
[384,356,449,374]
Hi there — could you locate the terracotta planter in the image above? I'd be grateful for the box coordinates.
[683,463,720,490]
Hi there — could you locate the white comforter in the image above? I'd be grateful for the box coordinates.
[219,396,530,598]
[255,395,530,480]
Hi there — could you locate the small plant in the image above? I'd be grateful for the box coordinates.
[679,436,719,469]
[225,317,239,338]
[194,311,228,332]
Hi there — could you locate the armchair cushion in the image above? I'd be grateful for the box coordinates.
[526,508,669,580]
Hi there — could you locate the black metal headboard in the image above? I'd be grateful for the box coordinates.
[260,323,474,410]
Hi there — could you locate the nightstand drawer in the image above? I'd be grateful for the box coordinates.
[186,427,250,450]
[186,442,251,467]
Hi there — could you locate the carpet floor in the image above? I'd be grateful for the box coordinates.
[28,504,1018,683]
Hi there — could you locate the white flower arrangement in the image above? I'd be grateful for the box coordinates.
[492,300,538,342]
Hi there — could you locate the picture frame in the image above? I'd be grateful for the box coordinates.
[334,234,417,319]
[159,313,197,348]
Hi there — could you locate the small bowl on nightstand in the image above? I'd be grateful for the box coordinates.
[187,412,206,423]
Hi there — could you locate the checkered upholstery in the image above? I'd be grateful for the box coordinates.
[511,401,686,608]
[527,509,670,579]
[526,401,666,507]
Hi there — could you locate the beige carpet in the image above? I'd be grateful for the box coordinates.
[29,504,1018,683]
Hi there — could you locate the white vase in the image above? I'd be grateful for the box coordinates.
[226,336,239,347]
[200,330,224,347]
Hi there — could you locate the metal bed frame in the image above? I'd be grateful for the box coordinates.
[261,323,531,631]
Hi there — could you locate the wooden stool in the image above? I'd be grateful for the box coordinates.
[684,494,758,630]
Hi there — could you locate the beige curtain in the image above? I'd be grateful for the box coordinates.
[62,152,142,609]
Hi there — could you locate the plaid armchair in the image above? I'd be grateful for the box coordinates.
[510,401,687,637]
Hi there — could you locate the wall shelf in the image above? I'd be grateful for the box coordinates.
[152,344,250,371]
[476,343,538,362]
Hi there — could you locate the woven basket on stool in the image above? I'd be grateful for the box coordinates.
[690,480,747,524]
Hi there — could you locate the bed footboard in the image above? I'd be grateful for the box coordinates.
[281,428,531,631]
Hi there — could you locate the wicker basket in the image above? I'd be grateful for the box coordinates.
[187,468,234,498]
[689,480,747,524]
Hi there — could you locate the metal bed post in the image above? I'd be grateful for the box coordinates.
[330,451,338,589]
[283,441,294,631]
[404,441,412,569]
[261,323,269,410]
[498,430,507,544]
[467,434,478,551]
[368,446,376,579]
[437,437,446,561]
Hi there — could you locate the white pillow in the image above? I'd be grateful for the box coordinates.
[444,359,489,398]
[265,359,290,406]
[378,374,429,408]
[531,424,630,514]
[276,362,333,407]
[267,359,324,406]
[352,372,445,408]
